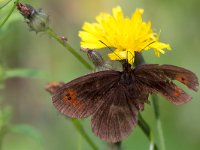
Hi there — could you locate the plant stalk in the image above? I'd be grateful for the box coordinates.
[1,3,97,150]
[138,113,158,150]
[107,142,121,150]
[71,119,98,150]
[0,0,20,28]
[41,20,96,150]
[135,52,160,150]
[152,95,166,150]
[0,0,12,10]
[45,28,93,70]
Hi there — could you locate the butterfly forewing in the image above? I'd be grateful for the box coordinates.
[160,65,199,91]
[52,70,120,118]
[91,84,138,143]
[134,64,199,105]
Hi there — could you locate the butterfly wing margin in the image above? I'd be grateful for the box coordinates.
[160,65,199,91]
[52,70,121,118]
[134,64,199,105]
[91,84,138,143]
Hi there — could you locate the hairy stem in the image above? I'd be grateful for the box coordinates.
[0,0,20,28]
[71,119,98,150]
[152,95,166,150]
[45,28,93,70]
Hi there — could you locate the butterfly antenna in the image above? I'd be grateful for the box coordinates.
[99,40,122,60]
[130,41,156,63]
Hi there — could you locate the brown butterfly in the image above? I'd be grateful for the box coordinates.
[52,58,198,143]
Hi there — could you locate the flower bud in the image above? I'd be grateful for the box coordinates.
[81,48,105,68]
[17,3,49,33]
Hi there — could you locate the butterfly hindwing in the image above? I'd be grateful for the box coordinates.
[52,70,120,118]
[91,84,138,143]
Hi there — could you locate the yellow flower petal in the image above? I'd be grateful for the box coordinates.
[79,6,171,64]
[108,49,135,64]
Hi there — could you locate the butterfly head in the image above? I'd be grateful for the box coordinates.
[122,60,132,73]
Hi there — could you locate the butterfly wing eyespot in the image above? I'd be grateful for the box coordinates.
[62,89,80,107]
[52,70,121,118]
[155,81,192,105]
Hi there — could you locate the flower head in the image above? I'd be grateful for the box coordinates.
[79,6,171,64]
[17,3,49,33]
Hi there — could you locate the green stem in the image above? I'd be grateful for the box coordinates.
[45,26,97,150]
[138,113,158,150]
[135,53,159,150]
[0,0,12,10]
[77,133,82,150]
[45,28,93,70]
[152,95,166,150]
[71,119,98,150]
[0,0,20,28]
[107,142,121,150]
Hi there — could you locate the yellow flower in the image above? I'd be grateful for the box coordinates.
[79,6,171,64]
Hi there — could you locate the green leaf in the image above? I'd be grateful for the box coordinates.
[10,124,44,145]
[5,68,46,79]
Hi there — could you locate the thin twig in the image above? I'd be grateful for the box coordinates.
[45,28,93,70]
[0,0,20,28]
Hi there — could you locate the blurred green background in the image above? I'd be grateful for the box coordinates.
[0,0,200,150]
